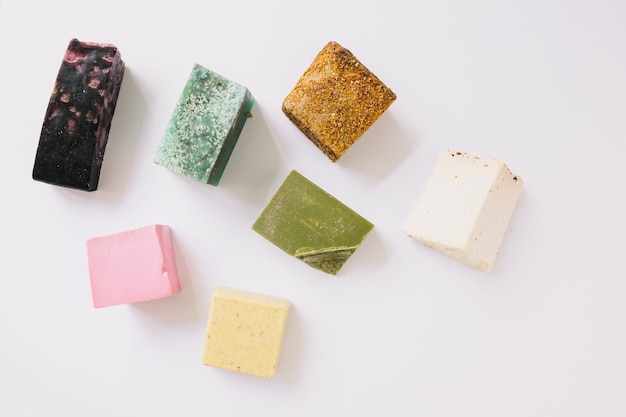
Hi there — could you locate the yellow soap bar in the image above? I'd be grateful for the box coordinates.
[201,286,290,378]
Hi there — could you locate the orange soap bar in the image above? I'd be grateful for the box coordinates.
[282,41,396,162]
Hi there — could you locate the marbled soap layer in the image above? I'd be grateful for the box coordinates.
[154,64,254,185]
[32,38,125,191]
[253,170,374,275]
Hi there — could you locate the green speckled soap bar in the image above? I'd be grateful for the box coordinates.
[154,64,254,185]
[252,170,374,275]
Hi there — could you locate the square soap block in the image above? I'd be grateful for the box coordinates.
[402,150,523,272]
[282,41,396,162]
[154,64,254,185]
[252,170,374,275]
[202,286,290,378]
[86,224,180,308]
[32,38,125,191]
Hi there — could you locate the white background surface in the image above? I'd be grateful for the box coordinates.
[1,0,625,416]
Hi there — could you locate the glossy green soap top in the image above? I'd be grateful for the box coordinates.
[154,64,254,185]
[252,170,374,275]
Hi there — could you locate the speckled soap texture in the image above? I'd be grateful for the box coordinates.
[154,64,254,185]
[253,170,374,275]
[403,150,523,272]
[202,286,290,378]
[282,41,396,162]
[32,38,125,191]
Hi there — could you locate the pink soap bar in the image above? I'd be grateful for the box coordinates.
[86,224,181,308]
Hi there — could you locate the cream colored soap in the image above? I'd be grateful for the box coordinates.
[202,287,290,378]
[403,150,523,272]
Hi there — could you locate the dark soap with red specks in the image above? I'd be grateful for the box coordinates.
[32,39,125,191]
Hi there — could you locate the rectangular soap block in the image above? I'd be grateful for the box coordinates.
[154,64,254,185]
[403,150,523,272]
[282,41,396,162]
[252,170,374,275]
[202,286,290,378]
[86,224,180,308]
[32,38,125,191]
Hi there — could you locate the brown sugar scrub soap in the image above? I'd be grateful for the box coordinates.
[282,41,396,162]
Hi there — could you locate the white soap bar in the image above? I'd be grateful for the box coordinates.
[403,150,523,271]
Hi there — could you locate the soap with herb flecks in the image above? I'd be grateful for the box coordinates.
[252,170,374,275]
[282,41,396,162]
[32,38,125,191]
[402,150,523,272]
[202,286,290,378]
[154,64,254,185]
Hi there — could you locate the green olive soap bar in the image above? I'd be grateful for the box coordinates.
[252,170,374,275]
[154,64,254,185]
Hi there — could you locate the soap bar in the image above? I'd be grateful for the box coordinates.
[32,38,125,191]
[402,150,523,272]
[282,41,396,162]
[154,64,254,185]
[202,286,290,378]
[86,224,180,308]
[252,170,374,275]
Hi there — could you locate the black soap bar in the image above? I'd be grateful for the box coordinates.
[32,39,125,191]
